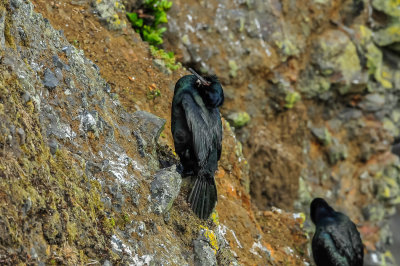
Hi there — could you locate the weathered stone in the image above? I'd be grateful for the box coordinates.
[338,108,362,121]
[43,68,59,89]
[364,251,397,266]
[311,126,331,146]
[79,110,107,137]
[153,59,172,75]
[217,248,240,266]
[377,176,400,205]
[299,71,331,99]
[372,0,400,18]
[358,93,385,111]
[0,9,5,50]
[374,22,400,47]
[362,204,386,221]
[311,30,362,90]
[327,138,348,165]
[132,111,166,155]
[150,165,182,214]
[383,118,399,137]
[92,0,127,30]
[193,239,217,266]
[48,138,59,155]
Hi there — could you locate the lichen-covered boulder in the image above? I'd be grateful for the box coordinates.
[150,165,182,214]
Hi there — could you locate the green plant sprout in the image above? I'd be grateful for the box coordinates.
[150,45,181,70]
[126,0,172,46]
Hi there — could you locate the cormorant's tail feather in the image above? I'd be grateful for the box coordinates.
[188,177,217,219]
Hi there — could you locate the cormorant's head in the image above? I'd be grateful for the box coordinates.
[197,75,224,108]
[310,198,335,224]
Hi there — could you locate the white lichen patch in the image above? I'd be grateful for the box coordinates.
[271,206,283,214]
[132,254,153,266]
[111,234,133,256]
[103,144,142,186]
[249,241,272,259]
[216,224,243,249]
[111,235,153,266]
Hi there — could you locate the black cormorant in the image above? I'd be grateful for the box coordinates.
[311,198,364,266]
[171,69,224,219]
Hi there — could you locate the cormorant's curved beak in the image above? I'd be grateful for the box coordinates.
[189,68,210,87]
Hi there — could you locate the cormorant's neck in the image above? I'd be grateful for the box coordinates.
[313,207,335,224]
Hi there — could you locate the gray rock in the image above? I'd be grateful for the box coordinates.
[150,165,181,214]
[0,9,5,50]
[48,138,59,155]
[54,68,63,81]
[362,203,386,221]
[359,93,385,112]
[327,138,348,165]
[43,68,59,89]
[132,111,166,158]
[338,108,362,121]
[22,92,31,104]
[193,239,217,266]
[103,260,112,266]
[217,248,240,266]
[92,0,126,30]
[22,197,32,215]
[16,127,25,144]
[311,30,363,88]
[310,126,331,146]
[364,251,397,266]
[153,59,172,75]
[30,247,38,260]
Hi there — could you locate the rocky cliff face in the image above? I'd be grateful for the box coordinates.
[0,0,399,265]
[0,0,309,265]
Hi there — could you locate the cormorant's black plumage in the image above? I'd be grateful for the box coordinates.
[171,73,224,219]
[311,198,364,266]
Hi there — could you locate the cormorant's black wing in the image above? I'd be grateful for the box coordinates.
[181,93,216,167]
[312,227,350,266]
[327,215,363,266]
[210,108,223,160]
[323,216,363,266]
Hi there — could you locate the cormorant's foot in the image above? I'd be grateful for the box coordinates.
[176,164,194,178]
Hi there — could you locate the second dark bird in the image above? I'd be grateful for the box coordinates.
[311,198,364,266]
[171,69,224,219]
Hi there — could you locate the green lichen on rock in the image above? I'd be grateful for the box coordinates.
[372,0,400,18]
[274,35,300,61]
[92,0,127,30]
[374,165,400,205]
[327,138,348,165]
[365,42,393,89]
[312,30,362,91]
[383,118,399,137]
[362,203,386,221]
[374,22,400,46]
[0,71,109,264]
[227,111,251,128]
[228,59,238,77]
[299,72,331,98]
[284,91,301,109]
[150,45,181,72]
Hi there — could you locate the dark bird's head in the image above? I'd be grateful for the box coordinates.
[189,68,224,108]
[310,198,335,224]
[197,75,224,108]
